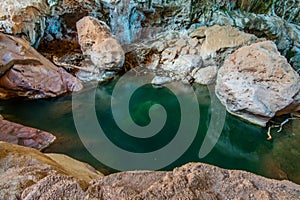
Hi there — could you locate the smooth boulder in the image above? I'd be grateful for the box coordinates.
[0,118,55,150]
[0,33,83,99]
[76,16,125,81]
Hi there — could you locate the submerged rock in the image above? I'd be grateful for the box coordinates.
[216,41,300,126]
[0,119,55,150]
[0,33,83,99]
[76,16,125,82]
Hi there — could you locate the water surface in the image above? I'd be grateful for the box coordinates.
[0,79,299,183]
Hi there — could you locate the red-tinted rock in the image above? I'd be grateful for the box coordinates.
[0,33,83,99]
[0,119,56,150]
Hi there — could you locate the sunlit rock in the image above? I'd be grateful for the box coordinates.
[0,142,103,199]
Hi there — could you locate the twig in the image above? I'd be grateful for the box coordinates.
[266,117,300,140]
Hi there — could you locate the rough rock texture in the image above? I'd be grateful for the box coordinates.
[1,142,300,199]
[75,16,125,81]
[192,65,218,85]
[45,153,103,184]
[216,41,300,126]
[162,54,202,74]
[1,0,298,70]
[188,2,300,71]
[95,163,300,200]
[23,163,300,200]
[0,0,51,47]
[197,25,258,60]
[0,142,103,200]
[22,174,86,200]
[0,118,55,150]
[0,33,82,99]
[109,0,299,70]
[128,25,259,85]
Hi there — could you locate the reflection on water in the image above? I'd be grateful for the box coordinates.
[0,79,299,183]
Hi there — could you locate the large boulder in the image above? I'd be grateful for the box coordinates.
[0,118,55,151]
[76,16,125,81]
[0,33,83,99]
[0,142,103,199]
[216,41,300,126]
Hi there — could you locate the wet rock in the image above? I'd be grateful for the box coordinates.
[0,33,82,99]
[0,119,55,150]
[76,16,125,81]
[0,142,103,200]
[216,41,300,126]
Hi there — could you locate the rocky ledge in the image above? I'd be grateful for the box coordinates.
[0,116,55,150]
[0,32,83,99]
[1,142,299,200]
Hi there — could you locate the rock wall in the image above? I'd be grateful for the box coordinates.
[1,0,298,70]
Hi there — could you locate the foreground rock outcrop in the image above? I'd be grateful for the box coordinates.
[0,142,103,200]
[1,142,299,200]
[0,33,83,99]
[0,118,55,150]
[216,41,300,126]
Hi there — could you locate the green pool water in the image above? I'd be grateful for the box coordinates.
[0,78,299,184]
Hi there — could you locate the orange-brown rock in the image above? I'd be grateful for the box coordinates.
[0,33,83,99]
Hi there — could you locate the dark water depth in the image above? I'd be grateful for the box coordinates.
[0,79,299,184]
